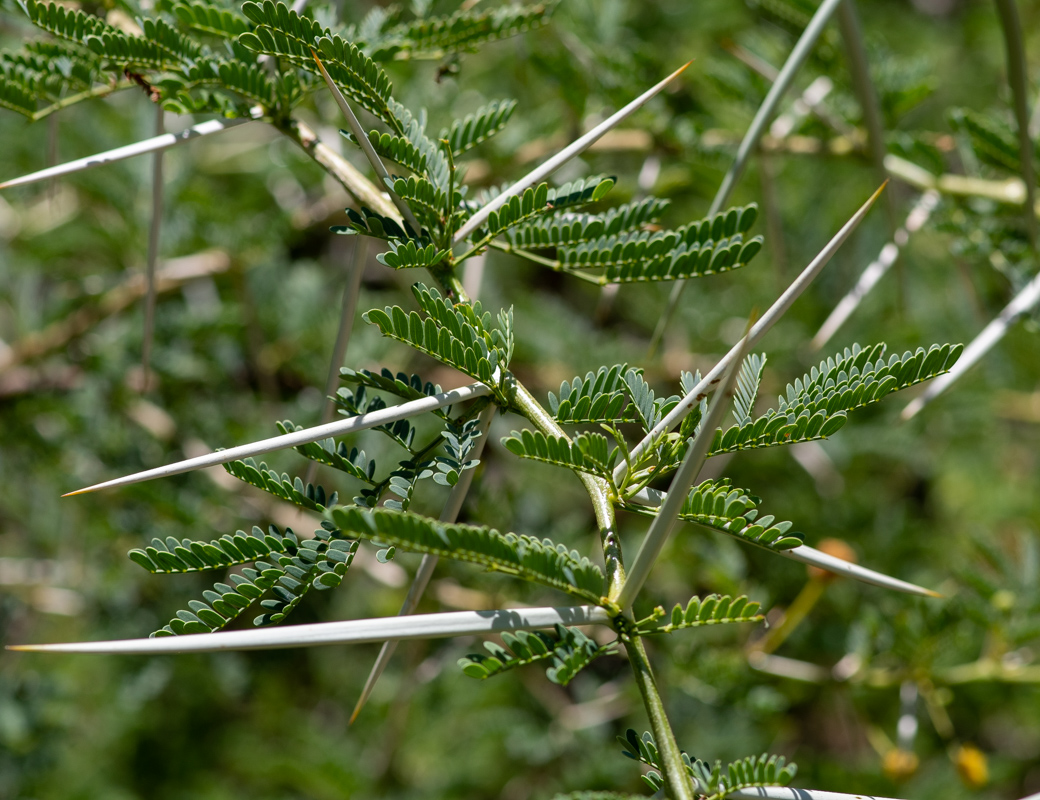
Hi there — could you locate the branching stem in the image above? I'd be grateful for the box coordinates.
[627,635,695,800]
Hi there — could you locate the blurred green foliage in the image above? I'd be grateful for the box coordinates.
[1,0,1039,798]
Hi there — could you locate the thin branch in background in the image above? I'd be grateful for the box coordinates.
[62,382,494,495]
[0,117,252,190]
[616,183,886,487]
[140,104,164,393]
[303,236,367,486]
[614,326,748,610]
[722,41,851,138]
[350,402,497,724]
[837,0,897,232]
[650,0,845,356]
[902,269,1040,419]
[7,605,612,654]
[311,52,421,233]
[812,190,940,350]
[454,61,692,243]
[885,152,1040,212]
[0,250,231,375]
[994,0,1038,249]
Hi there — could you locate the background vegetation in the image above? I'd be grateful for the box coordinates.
[1,0,1039,798]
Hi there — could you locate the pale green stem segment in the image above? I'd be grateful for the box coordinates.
[349,402,497,724]
[626,636,695,800]
[454,61,692,244]
[511,381,625,596]
[836,0,896,232]
[141,104,164,393]
[62,382,493,495]
[614,327,747,610]
[993,0,1038,249]
[310,51,422,234]
[30,80,134,123]
[650,0,845,356]
[617,183,886,488]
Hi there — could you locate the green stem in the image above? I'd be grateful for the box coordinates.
[994,0,1038,249]
[511,381,626,597]
[627,636,695,800]
[32,80,134,122]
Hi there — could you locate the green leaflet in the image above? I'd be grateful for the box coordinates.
[502,429,617,479]
[548,363,639,424]
[327,506,607,603]
[503,196,670,249]
[649,342,964,480]
[128,525,297,575]
[223,457,337,512]
[634,594,764,635]
[344,129,428,175]
[379,2,558,60]
[505,201,760,284]
[619,729,797,798]
[459,624,612,685]
[339,366,445,407]
[275,420,378,484]
[949,107,1029,174]
[443,98,517,157]
[621,479,805,552]
[362,283,512,389]
[332,205,425,241]
[239,0,398,130]
[150,529,359,636]
[173,2,251,38]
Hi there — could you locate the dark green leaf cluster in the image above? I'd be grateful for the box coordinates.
[375,237,450,270]
[223,457,337,511]
[707,342,960,455]
[173,2,251,39]
[554,204,761,284]
[502,201,760,285]
[621,480,803,552]
[503,196,670,248]
[549,364,638,424]
[340,366,443,405]
[949,108,1039,175]
[624,368,678,433]
[501,429,616,479]
[333,385,421,452]
[459,623,611,685]
[433,416,487,486]
[275,420,378,483]
[382,1,557,60]
[327,506,606,603]
[332,205,425,242]
[363,283,512,388]
[149,526,359,636]
[648,343,962,482]
[634,594,763,635]
[619,729,796,798]
[444,98,517,157]
[129,525,297,575]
